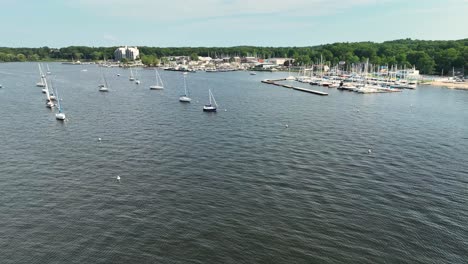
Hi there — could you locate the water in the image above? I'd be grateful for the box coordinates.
[0,62,467,263]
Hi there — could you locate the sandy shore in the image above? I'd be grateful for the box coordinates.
[420,81,468,89]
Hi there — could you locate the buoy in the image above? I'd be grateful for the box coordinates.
[116,175,121,183]
[285,124,289,128]
[368,149,372,154]
[98,138,102,141]
[224,109,227,112]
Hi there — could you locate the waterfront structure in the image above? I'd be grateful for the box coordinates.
[114,46,140,61]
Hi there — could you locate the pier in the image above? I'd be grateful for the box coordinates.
[261,79,328,96]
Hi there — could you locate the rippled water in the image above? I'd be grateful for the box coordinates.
[1,62,467,263]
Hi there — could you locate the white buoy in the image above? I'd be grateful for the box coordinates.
[368,149,372,154]
[224,109,227,112]
[116,175,121,183]
[285,124,289,128]
[98,137,102,141]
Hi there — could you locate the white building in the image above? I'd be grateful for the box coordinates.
[114,46,140,61]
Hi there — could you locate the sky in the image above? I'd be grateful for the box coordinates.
[0,0,467,47]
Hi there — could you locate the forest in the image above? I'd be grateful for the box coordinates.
[0,38,466,75]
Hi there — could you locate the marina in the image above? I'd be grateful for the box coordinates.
[0,62,467,264]
[262,79,329,96]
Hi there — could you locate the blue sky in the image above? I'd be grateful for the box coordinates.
[1,0,466,47]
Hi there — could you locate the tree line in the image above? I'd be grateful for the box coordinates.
[0,38,466,75]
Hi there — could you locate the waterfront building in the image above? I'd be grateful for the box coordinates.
[114,46,140,61]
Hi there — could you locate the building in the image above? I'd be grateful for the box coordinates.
[114,46,140,61]
[267,58,292,66]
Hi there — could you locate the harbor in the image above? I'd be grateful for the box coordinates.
[261,79,329,96]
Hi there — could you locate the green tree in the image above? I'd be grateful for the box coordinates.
[407,51,435,74]
[16,53,26,62]
[190,53,199,61]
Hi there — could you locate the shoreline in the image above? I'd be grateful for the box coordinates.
[420,81,468,90]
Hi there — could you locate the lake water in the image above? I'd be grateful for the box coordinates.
[0,62,467,263]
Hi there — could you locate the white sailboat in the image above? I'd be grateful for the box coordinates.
[203,89,218,112]
[129,68,135,81]
[54,84,66,121]
[44,76,55,108]
[36,64,46,87]
[134,68,140,84]
[179,75,191,102]
[149,69,164,90]
[99,69,109,92]
[46,64,51,75]
[285,64,295,80]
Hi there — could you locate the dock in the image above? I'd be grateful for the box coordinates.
[261,79,328,96]
[292,86,328,96]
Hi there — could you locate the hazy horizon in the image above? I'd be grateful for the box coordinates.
[1,0,467,48]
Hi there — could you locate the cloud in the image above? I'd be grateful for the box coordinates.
[103,34,118,41]
[71,0,386,21]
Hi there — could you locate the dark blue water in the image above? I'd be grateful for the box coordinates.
[1,62,467,263]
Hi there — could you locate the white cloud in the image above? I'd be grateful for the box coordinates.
[103,34,118,41]
[71,0,386,21]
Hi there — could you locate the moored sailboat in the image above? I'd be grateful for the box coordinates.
[149,69,164,90]
[179,75,191,102]
[203,89,218,112]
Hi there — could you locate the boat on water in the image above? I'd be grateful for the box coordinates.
[149,69,164,90]
[44,76,55,108]
[46,64,51,75]
[203,89,218,112]
[134,68,140,84]
[36,64,46,87]
[250,72,257,75]
[129,68,135,81]
[54,84,66,121]
[179,75,191,102]
[99,69,109,92]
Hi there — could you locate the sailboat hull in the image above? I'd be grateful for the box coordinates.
[55,113,66,120]
[203,105,217,112]
[150,86,164,90]
[179,96,191,102]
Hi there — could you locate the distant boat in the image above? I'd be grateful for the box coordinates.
[250,72,257,75]
[54,84,66,121]
[135,68,140,84]
[36,64,46,87]
[99,70,109,92]
[129,68,135,81]
[179,75,191,102]
[203,89,217,112]
[150,69,164,90]
[44,76,55,108]
[46,64,51,75]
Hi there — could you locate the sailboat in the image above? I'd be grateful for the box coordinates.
[134,68,140,84]
[150,69,164,90]
[36,64,46,87]
[46,64,51,75]
[99,69,109,92]
[179,75,191,102]
[44,76,55,108]
[285,64,295,80]
[129,68,135,81]
[203,89,218,112]
[54,84,66,121]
